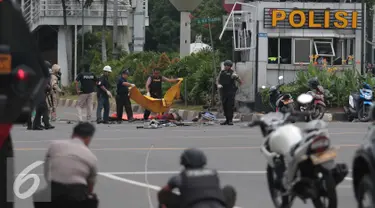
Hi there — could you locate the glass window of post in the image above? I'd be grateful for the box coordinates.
[268,38,292,64]
[294,39,311,64]
[268,38,278,64]
[280,38,291,64]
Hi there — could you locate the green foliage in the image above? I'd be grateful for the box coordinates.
[261,65,375,108]
[69,51,219,105]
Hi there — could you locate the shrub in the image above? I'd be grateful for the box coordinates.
[261,65,375,108]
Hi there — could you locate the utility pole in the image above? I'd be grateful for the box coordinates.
[113,0,119,59]
[81,0,85,59]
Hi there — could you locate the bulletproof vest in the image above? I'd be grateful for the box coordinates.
[179,169,226,208]
[219,70,236,93]
[149,76,162,97]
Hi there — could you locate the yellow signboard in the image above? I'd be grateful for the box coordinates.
[268,9,359,29]
[0,54,11,74]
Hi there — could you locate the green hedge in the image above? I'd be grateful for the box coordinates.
[261,65,375,107]
[68,50,220,105]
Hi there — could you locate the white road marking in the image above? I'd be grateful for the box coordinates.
[99,173,243,208]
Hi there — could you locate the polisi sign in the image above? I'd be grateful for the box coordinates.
[263,8,361,29]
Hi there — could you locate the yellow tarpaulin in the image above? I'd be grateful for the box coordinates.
[129,78,183,113]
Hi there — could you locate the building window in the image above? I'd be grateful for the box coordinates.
[268,38,292,64]
[294,39,311,64]
[280,38,291,64]
[268,38,278,64]
[314,41,335,57]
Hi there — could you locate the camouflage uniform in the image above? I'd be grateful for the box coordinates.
[48,64,63,121]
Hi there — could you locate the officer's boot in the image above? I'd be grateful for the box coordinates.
[220,121,228,125]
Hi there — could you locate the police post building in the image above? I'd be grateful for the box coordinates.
[224,1,363,102]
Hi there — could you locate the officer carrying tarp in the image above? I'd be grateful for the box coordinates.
[158,148,237,208]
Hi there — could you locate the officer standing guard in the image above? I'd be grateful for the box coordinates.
[75,64,98,122]
[50,64,64,121]
[96,66,112,124]
[143,68,179,120]
[216,60,242,126]
[116,69,135,123]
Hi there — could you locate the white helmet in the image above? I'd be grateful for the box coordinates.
[103,65,112,72]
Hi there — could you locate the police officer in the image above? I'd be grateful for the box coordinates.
[216,60,242,126]
[158,148,237,208]
[33,61,55,130]
[33,122,98,208]
[144,69,179,120]
[75,64,98,122]
[96,66,112,124]
[116,69,135,123]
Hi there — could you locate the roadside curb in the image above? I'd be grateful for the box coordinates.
[58,98,348,122]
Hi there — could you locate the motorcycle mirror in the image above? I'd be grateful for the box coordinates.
[297,94,313,104]
[278,76,283,80]
[261,86,266,89]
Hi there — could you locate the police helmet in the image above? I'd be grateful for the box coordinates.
[121,69,130,75]
[44,61,51,69]
[103,65,112,73]
[308,77,320,89]
[224,60,233,67]
[180,148,207,169]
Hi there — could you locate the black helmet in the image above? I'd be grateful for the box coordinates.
[180,148,207,169]
[308,77,319,89]
[121,69,130,75]
[224,60,233,67]
[44,61,51,69]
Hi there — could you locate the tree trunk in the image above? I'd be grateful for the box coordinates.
[61,0,71,83]
[112,0,118,59]
[101,0,108,62]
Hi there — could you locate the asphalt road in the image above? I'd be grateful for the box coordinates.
[9,107,368,208]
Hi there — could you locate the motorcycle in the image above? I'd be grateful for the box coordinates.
[247,94,348,208]
[298,86,326,121]
[343,82,373,122]
[261,76,295,113]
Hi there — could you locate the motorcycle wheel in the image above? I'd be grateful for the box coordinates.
[311,168,337,208]
[266,165,293,208]
[309,104,325,120]
[358,104,371,122]
[357,175,375,208]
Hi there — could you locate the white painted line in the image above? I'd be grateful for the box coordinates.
[102,171,267,175]
[345,177,353,181]
[13,134,251,143]
[99,173,243,208]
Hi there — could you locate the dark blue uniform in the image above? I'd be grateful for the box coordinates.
[96,76,111,122]
[143,75,163,120]
[218,70,238,124]
[116,77,133,122]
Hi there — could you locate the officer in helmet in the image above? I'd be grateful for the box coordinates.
[96,66,113,124]
[216,60,242,125]
[158,148,237,208]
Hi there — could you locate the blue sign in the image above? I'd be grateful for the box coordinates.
[258,33,267,38]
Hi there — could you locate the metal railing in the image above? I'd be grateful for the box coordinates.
[22,0,148,30]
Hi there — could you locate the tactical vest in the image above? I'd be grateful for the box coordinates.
[179,169,226,208]
[219,70,237,94]
[149,76,162,98]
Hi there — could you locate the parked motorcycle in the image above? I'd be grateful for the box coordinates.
[298,85,326,121]
[343,82,373,122]
[261,76,295,113]
[247,94,348,208]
